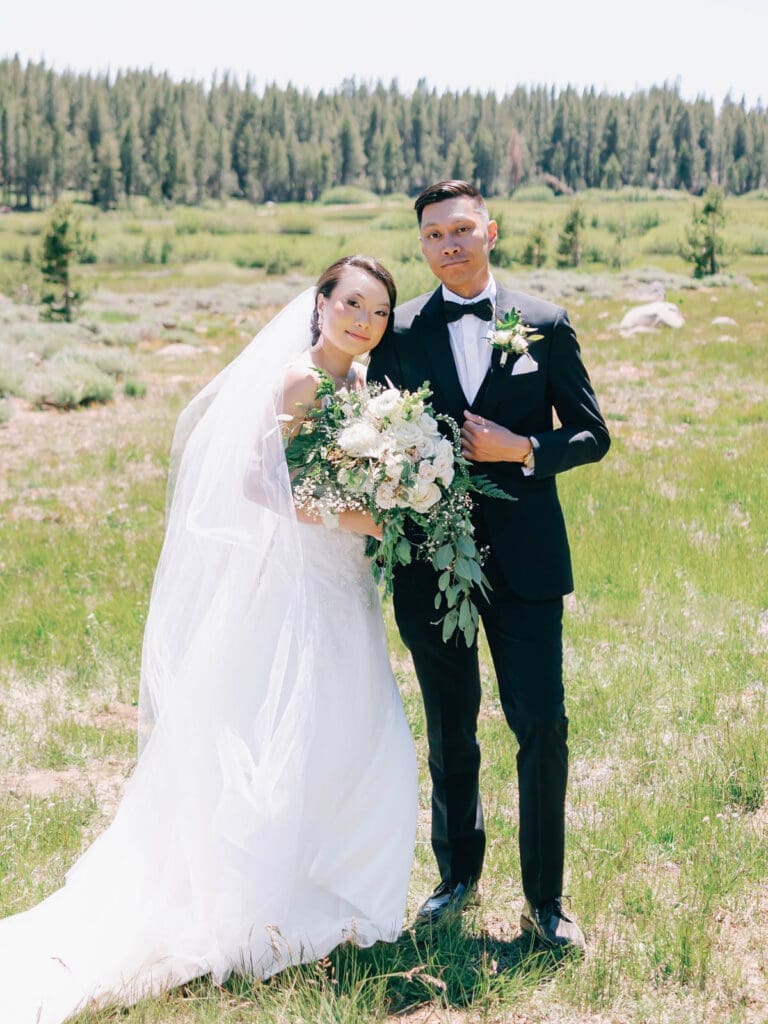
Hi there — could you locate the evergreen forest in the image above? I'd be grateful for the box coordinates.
[1,56,766,210]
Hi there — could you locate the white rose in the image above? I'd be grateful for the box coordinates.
[436,462,455,487]
[433,439,455,486]
[419,412,439,435]
[391,418,424,448]
[367,388,402,421]
[384,454,405,482]
[417,459,439,483]
[375,481,398,510]
[337,421,383,458]
[433,439,454,470]
[409,479,442,513]
[415,433,437,458]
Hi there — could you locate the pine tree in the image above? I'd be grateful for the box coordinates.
[446,134,474,182]
[92,133,121,209]
[522,222,548,266]
[681,185,727,277]
[338,114,366,184]
[556,203,585,267]
[39,201,84,321]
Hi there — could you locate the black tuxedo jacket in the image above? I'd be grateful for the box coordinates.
[367,282,610,601]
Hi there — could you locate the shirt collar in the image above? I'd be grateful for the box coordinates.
[441,278,496,307]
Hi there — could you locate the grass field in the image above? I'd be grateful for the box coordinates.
[1,192,767,1022]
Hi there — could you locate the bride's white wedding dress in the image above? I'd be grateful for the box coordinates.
[0,291,417,1023]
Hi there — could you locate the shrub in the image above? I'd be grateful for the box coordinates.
[27,358,115,409]
[511,185,555,202]
[371,212,414,231]
[234,256,266,269]
[0,344,29,397]
[123,378,147,398]
[265,252,290,276]
[521,223,548,267]
[0,397,13,425]
[319,186,379,205]
[489,243,514,268]
[49,346,135,379]
[276,214,317,235]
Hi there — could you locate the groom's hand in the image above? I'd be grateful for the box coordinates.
[461,411,530,463]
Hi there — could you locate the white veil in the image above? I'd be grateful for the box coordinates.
[138,286,316,750]
[0,288,327,1021]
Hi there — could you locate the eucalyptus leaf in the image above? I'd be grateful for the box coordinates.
[442,609,459,643]
[454,556,474,582]
[458,599,471,631]
[434,544,454,570]
[395,537,412,564]
[457,534,476,558]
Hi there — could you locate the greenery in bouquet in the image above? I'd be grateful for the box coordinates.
[284,371,515,646]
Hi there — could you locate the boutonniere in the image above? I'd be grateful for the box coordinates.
[487,309,543,366]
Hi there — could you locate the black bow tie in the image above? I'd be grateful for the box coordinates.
[443,297,494,323]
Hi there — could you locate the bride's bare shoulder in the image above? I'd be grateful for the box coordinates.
[281,357,321,416]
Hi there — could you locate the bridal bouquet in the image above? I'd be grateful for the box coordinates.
[284,372,514,646]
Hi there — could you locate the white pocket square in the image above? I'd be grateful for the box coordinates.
[511,353,538,376]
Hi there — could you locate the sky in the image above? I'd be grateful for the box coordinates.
[5,0,766,109]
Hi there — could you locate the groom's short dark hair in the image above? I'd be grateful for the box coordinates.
[414,180,487,226]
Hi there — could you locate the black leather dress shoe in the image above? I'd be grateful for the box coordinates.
[415,880,479,925]
[520,897,586,952]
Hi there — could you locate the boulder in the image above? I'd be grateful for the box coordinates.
[712,315,737,325]
[619,301,685,333]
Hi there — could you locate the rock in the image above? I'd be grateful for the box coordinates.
[154,343,220,358]
[619,301,685,333]
[712,316,737,325]
[155,343,202,358]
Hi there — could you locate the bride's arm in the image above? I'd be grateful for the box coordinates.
[245,365,382,540]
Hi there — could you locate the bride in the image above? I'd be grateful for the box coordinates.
[0,256,418,1023]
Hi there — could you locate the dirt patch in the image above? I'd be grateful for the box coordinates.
[4,757,131,807]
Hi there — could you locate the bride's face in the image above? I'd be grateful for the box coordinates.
[316,268,392,356]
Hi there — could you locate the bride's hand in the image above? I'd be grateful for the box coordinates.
[341,509,383,541]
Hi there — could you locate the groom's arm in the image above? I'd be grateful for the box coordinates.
[461,308,609,477]
[529,307,610,478]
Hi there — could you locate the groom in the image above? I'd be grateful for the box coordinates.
[367,180,610,951]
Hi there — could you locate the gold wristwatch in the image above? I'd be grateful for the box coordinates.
[521,440,535,470]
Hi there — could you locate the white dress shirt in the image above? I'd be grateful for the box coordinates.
[442,280,496,405]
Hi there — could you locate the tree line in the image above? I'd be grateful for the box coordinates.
[1,56,766,210]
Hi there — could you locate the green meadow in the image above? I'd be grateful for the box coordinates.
[1,190,767,1023]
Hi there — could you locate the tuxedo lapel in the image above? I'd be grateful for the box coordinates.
[414,290,467,420]
[471,285,523,416]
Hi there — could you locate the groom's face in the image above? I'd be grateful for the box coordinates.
[418,196,497,299]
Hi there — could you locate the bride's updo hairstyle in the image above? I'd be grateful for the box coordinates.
[310,255,397,344]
